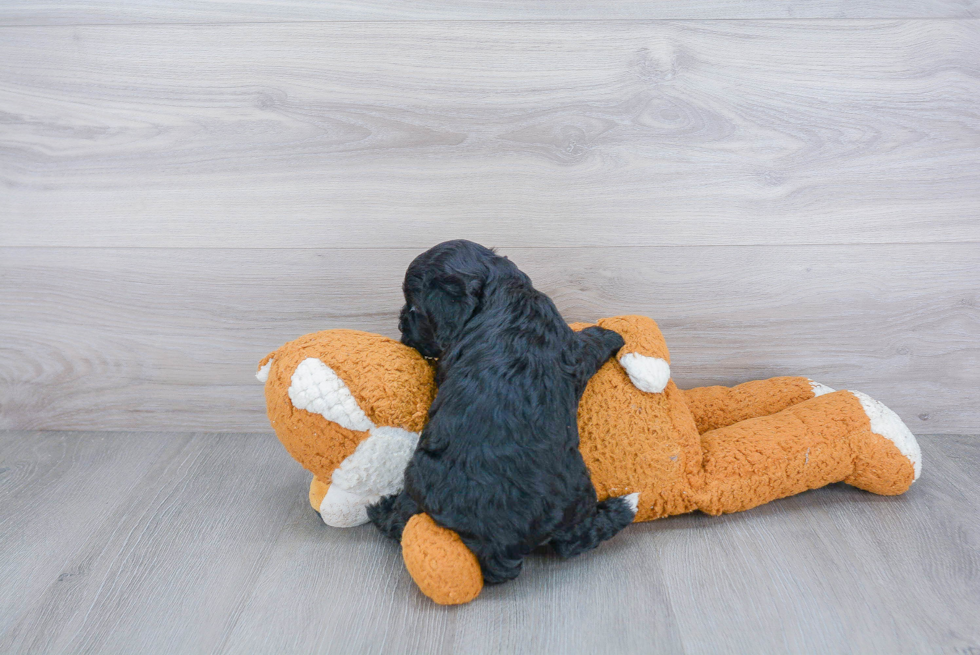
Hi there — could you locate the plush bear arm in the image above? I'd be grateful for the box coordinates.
[682,377,828,434]
[402,513,484,605]
[595,315,671,394]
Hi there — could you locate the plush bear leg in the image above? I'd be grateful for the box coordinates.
[839,391,922,494]
[694,390,920,515]
[682,376,832,434]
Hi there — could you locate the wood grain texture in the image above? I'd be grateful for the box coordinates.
[656,436,980,654]
[2,20,978,248]
[0,431,299,653]
[1,244,977,432]
[1,431,977,654]
[0,431,193,641]
[0,0,977,24]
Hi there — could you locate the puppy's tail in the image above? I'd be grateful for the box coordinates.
[550,493,639,559]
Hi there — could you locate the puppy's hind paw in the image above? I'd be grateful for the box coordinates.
[621,492,640,516]
[619,353,670,394]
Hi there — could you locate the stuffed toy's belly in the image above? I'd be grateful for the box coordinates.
[578,360,703,522]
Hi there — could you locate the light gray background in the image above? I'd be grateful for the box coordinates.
[2,4,978,434]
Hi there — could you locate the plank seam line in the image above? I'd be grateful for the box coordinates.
[1,17,979,28]
[2,241,979,252]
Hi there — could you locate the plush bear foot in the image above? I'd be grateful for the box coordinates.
[308,476,380,527]
[402,513,483,605]
[844,391,922,495]
[309,476,330,513]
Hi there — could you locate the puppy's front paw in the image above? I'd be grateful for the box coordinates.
[619,353,670,394]
[599,327,626,356]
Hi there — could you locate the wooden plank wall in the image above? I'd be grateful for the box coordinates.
[1,4,978,433]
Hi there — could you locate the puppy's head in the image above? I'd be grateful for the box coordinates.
[400,240,510,358]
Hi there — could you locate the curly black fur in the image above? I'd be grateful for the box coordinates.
[367,240,635,584]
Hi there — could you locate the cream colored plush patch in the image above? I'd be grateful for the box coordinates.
[284,358,423,527]
[619,353,670,394]
[320,484,376,528]
[319,426,421,527]
[288,358,373,432]
[332,426,420,497]
[849,390,922,481]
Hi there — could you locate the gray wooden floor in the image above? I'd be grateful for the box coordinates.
[1,431,977,654]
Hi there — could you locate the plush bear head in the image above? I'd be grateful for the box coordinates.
[257,330,436,527]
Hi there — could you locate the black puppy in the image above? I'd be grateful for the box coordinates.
[367,240,637,584]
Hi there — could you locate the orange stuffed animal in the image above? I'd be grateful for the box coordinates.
[257,316,920,605]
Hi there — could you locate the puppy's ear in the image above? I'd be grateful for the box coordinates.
[430,274,482,301]
[431,274,466,299]
[422,273,483,353]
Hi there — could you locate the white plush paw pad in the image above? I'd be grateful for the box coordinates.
[255,359,273,383]
[808,379,836,397]
[618,353,670,394]
[288,358,373,432]
[849,390,922,481]
[319,484,378,528]
[621,492,640,515]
